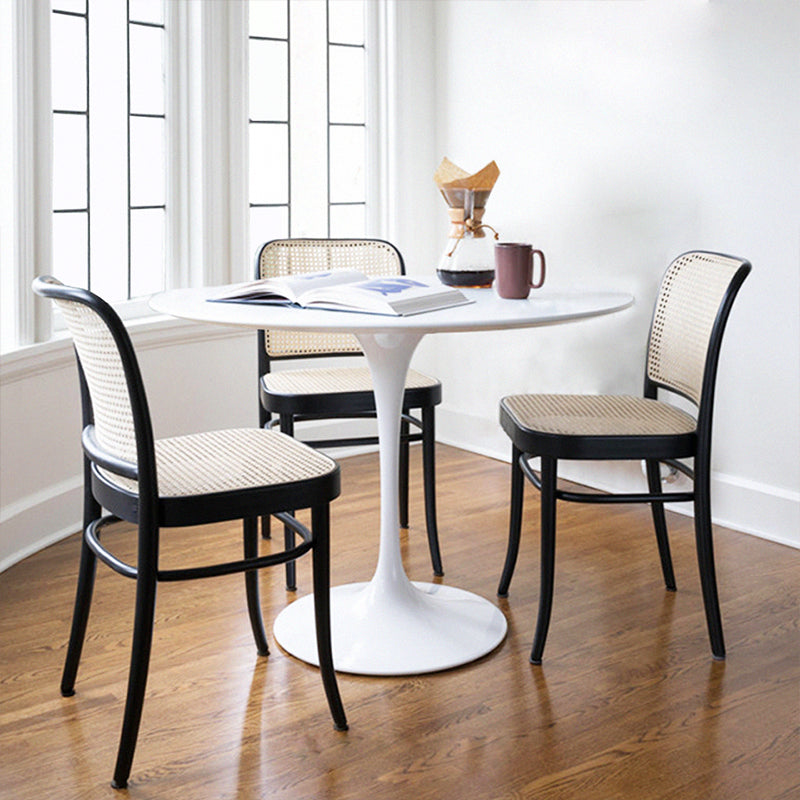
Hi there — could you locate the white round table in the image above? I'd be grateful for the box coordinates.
[151,284,633,675]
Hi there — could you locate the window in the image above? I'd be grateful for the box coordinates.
[50,0,166,303]
[248,0,367,257]
[1,0,381,354]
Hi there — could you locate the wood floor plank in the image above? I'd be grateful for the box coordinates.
[0,445,797,799]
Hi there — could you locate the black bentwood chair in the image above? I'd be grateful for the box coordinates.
[256,239,444,588]
[33,277,347,790]
[497,251,751,664]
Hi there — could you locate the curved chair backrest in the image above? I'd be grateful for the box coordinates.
[256,238,404,359]
[646,251,751,409]
[31,276,155,488]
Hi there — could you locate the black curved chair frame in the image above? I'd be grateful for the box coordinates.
[256,238,444,586]
[497,252,751,664]
[33,277,347,790]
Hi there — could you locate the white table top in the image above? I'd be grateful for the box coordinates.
[150,284,634,334]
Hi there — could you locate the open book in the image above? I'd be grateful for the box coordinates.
[211,270,473,316]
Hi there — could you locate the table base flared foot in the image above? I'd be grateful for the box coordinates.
[273,581,508,676]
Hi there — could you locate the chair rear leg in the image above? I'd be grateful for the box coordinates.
[243,517,269,656]
[111,553,158,788]
[421,405,443,576]
[530,456,557,665]
[694,470,725,660]
[259,405,272,540]
[498,445,525,597]
[280,413,297,590]
[61,471,101,696]
[399,416,410,528]
[310,504,348,731]
[645,459,677,591]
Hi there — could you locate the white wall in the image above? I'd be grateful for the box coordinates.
[395,0,799,547]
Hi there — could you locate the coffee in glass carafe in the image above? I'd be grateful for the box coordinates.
[434,158,500,288]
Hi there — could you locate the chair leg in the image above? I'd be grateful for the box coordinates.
[310,504,348,732]
[280,413,297,591]
[498,445,525,597]
[694,465,726,660]
[243,517,269,656]
[645,459,677,591]
[111,533,158,789]
[399,416,410,528]
[259,405,271,540]
[61,467,101,696]
[421,405,443,577]
[530,455,557,665]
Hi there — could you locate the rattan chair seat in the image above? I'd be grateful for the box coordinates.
[101,428,337,497]
[262,366,439,396]
[501,394,697,438]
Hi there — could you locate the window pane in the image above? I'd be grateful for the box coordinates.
[52,212,89,287]
[129,24,164,116]
[329,0,364,45]
[329,125,364,203]
[249,38,288,121]
[249,123,289,205]
[250,206,289,262]
[51,12,87,112]
[129,0,164,25]
[250,0,287,39]
[130,116,165,207]
[130,208,165,297]
[53,113,87,210]
[53,0,86,13]
[329,204,365,238]
[329,45,364,124]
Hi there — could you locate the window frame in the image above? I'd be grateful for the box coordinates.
[3,0,389,354]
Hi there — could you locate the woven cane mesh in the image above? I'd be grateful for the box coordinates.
[502,394,697,438]
[648,252,743,404]
[258,239,402,357]
[101,428,336,497]
[54,298,138,463]
[263,366,438,396]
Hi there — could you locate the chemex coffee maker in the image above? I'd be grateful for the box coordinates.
[434,158,500,288]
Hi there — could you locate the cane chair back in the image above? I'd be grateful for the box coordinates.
[647,251,746,405]
[258,238,402,359]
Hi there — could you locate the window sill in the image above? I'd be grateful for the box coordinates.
[0,314,251,386]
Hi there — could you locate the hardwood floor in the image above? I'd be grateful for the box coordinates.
[1,445,798,799]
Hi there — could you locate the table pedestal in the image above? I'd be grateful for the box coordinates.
[273,330,507,675]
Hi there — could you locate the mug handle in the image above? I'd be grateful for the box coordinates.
[530,250,546,289]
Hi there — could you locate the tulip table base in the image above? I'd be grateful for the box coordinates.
[274,580,507,675]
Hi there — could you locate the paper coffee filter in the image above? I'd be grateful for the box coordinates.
[434,158,500,208]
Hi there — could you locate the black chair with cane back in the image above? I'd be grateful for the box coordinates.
[496,251,751,663]
[256,238,444,588]
[33,276,347,789]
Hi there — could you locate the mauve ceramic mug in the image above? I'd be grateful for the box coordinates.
[494,243,546,299]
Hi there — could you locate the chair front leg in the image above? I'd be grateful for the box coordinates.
[645,459,677,591]
[61,463,101,696]
[530,455,557,665]
[694,464,725,660]
[244,517,269,656]
[498,445,525,597]
[111,525,158,790]
[310,504,348,732]
[280,413,297,591]
[421,405,443,576]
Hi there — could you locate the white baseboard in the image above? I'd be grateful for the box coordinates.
[437,406,800,550]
